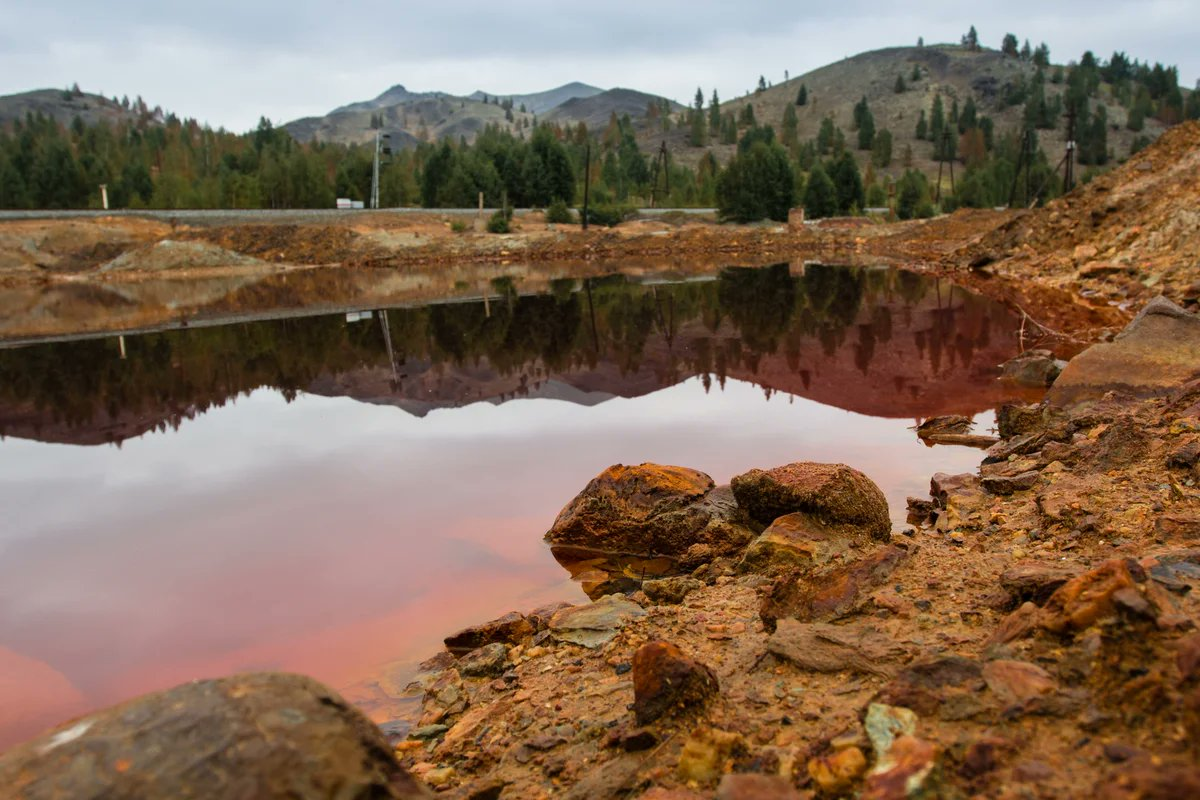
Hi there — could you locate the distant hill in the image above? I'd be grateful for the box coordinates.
[331,84,445,115]
[547,88,684,130]
[0,88,149,129]
[648,44,1175,179]
[468,82,604,115]
[282,82,679,147]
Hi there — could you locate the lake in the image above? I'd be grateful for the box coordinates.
[0,263,1037,748]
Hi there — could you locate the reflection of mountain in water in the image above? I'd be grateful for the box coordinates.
[0,265,1028,445]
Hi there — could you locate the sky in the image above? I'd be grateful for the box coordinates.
[2,1,1197,133]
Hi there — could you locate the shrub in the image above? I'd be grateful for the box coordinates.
[449,219,468,233]
[582,203,637,227]
[487,209,512,233]
[544,199,575,224]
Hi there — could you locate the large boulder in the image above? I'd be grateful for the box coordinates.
[545,463,756,559]
[731,462,891,540]
[0,672,429,799]
[1049,297,1200,407]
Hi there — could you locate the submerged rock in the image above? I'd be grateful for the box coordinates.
[632,640,719,725]
[545,463,755,561]
[731,462,891,540]
[1050,297,1200,407]
[0,672,429,799]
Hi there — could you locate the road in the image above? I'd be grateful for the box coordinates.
[0,207,718,224]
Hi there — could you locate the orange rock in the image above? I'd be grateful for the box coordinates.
[807,746,867,793]
[1039,560,1139,634]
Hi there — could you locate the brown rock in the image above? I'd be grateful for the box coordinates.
[1176,633,1200,682]
[767,620,908,676]
[638,789,708,800]
[981,660,1058,707]
[807,746,867,794]
[0,673,429,799]
[996,403,1044,438]
[546,463,754,559]
[642,576,704,605]
[632,640,720,725]
[564,755,642,800]
[981,471,1040,495]
[716,773,808,799]
[761,545,906,630]
[444,611,534,656]
[959,737,1012,778]
[1001,349,1066,387]
[677,728,747,785]
[605,726,660,752]
[862,735,940,800]
[737,512,858,575]
[1000,563,1082,606]
[1094,761,1200,799]
[1050,297,1200,408]
[875,657,985,716]
[986,602,1042,646]
[1040,560,1139,634]
[916,415,973,438]
[730,462,891,539]
[457,643,508,678]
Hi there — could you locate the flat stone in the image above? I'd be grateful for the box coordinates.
[1050,297,1200,407]
[444,611,534,656]
[0,673,430,799]
[982,660,1058,707]
[731,462,891,539]
[768,621,909,677]
[549,595,647,648]
[875,657,985,717]
[632,640,719,725]
[981,471,1040,495]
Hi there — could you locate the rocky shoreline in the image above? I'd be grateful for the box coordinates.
[4,294,1199,799]
[1,124,1198,800]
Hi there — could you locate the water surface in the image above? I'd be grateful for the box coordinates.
[0,264,1036,747]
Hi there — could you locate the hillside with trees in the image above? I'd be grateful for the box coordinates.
[0,32,1195,218]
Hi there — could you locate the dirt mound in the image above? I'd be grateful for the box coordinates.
[100,239,268,272]
[968,121,1200,309]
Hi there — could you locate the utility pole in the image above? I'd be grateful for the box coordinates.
[99,183,109,210]
[370,131,392,210]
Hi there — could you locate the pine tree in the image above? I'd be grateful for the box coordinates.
[796,84,808,106]
[894,75,906,93]
[915,110,928,141]
[781,103,799,149]
[831,151,864,214]
[911,64,921,82]
[817,116,836,154]
[857,107,875,151]
[802,163,837,219]
[930,96,945,145]
[690,87,708,146]
[1033,43,1050,67]
[757,75,767,93]
[709,89,721,130]
[1002,33,1019,57]
[871,129,893,168]
[963,25,980,51]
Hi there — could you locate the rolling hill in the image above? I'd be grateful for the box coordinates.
[645,44,1175,182]
[0,88,151,130]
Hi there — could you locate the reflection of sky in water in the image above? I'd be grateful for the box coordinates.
[0,376,989,747]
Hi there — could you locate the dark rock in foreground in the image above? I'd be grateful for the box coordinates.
[0,672,429,799]
[632,640,719,725]
[731,462,891,540]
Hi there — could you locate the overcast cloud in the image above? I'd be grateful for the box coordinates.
[2,1,1197,132]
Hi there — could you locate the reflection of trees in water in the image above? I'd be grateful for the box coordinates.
[0,264,1016,436]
